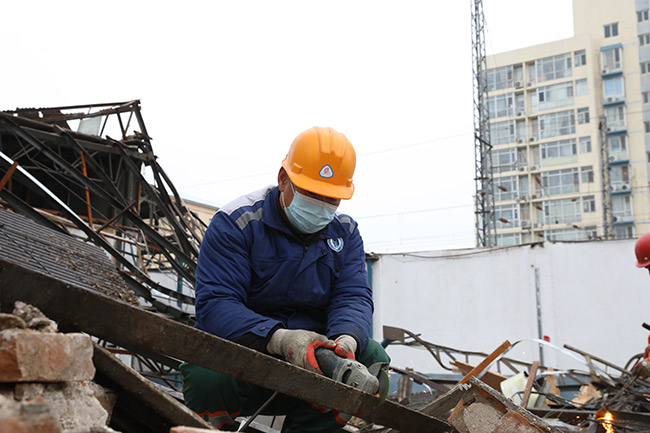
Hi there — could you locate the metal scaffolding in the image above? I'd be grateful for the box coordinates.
[471,0,496,247]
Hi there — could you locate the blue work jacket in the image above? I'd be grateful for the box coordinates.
[194,185,373,352]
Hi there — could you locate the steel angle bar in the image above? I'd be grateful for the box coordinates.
[55,128,196,283]
[110,137,199,259]
[0,260,451,433]
[130,104,203,246]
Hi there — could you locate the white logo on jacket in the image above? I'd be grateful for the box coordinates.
[327,237,343,252]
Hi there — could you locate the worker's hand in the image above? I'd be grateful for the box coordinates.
[335,334,358,359]
[267,329,334,373]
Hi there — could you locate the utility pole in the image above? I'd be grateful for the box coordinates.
[599,114,613,239]
[471,0,496,247]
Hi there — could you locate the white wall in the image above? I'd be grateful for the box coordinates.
[371,239,650,375]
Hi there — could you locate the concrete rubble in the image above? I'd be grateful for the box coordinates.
[0,301,119,433]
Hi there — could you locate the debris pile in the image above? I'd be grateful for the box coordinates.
[377,326,650,432]
[0,302,118,432]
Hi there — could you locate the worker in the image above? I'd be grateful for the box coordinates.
[180,126,390,432]
[635,232,650,273]
[632,233,650,378]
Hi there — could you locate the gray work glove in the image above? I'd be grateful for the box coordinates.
[267,329,334,373]
[335,334,358,359]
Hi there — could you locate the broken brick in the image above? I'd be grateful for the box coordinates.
[0,330,94,383]
[491,409,542,433]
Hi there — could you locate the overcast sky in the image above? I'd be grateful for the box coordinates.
[1,1,574,253]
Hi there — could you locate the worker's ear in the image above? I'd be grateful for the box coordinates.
[278,167,289,191]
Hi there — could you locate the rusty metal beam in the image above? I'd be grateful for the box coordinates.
[0,259,451,433]
[0,161,18,193]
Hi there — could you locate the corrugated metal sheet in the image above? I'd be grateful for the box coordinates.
[0,207,137,304]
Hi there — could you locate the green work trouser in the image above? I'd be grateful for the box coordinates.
[180,339,390,433]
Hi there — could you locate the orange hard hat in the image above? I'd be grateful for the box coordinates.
[282,127,356,200]
[635,232,650,267]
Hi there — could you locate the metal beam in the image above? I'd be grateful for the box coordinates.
[0,259,451,433]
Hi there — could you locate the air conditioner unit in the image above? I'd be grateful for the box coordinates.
[516,111,525,117]
[533,222,542,228]
[517,138,524,144]
[531,194,539,199]
[606,97,614,102]
[519,165,528,171]
[527,81,535,87]
[602,68,610,74]
[514,81,523,89]
[529,136,537,142]
[620,182,631,190]
[519,194,528,201]
[521,219,531,229]
[531,165,538,171]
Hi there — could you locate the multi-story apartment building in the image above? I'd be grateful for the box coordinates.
[487,0,650,245]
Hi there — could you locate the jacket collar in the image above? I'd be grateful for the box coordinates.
[262,186,349,239]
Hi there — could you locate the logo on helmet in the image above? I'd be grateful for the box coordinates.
[319,165,334,179]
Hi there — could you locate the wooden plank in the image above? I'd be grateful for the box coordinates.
[520,361,539,409]
[457,340,511,386]
[450,360,506,391]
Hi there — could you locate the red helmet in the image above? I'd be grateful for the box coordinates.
[635,233,650,268]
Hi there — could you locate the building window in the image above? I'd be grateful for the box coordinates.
[547,228,585,241]
[581,166,594,183]
[608,134,627,152]
[539,110,576,138]
[535,53,572,82]
[537,82,574,111]
[610,165,630,190]
[604,105,626,131]
[490,120,516,145]
[542,168,579,195]
[583,195,596,213]
[585,226,598,240]
[645,121,650,133]
[494,176,519,201]
[604,23,619,38]
[641,34,650,46]
[602,47,622,71]
[496,233,521,246]
[638,9,649,22]
[574,50,586,66]
[644,91,650,103]
[612,195,633,221]
[579,136,592,153]
[642,62,650,74]
[496,204,520,228]
[576,79,588,96]
[603,77,624,101]
[614,224,634,240]
[493,147,517,172]
[544,198,581,224]
[487,93,515,119]
[487,65,514,91]
[541,138,577,160]
[577,107,590,124]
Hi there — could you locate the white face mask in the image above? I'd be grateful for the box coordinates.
[282,183,338,234]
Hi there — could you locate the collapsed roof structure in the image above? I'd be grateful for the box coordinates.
[1,101,650,433]
[0,101,201,320]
